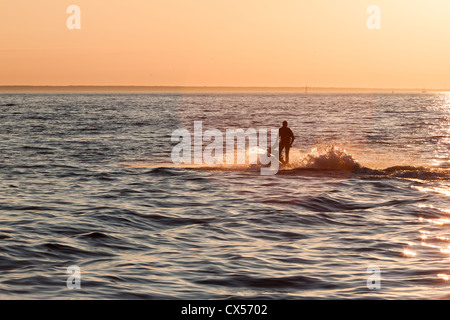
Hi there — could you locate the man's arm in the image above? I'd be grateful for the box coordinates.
[290,129,295,146]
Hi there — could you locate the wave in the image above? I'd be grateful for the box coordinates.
[292,144,360,170]
[362,166,450,181]
[121,144,450,181]
[285,145,449,180]
[291,146,449,181]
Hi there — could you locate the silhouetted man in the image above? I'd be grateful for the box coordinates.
[279,121,295,164]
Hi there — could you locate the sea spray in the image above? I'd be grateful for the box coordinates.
[298,145,360,170]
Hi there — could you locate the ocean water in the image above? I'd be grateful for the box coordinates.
[0,92,449,299]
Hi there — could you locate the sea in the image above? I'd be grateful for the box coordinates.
[0,92,449,299]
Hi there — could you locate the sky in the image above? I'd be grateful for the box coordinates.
[1,0,450,88]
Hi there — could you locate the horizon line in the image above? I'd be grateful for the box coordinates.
[0,85,446,93]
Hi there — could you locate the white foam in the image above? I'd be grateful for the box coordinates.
[295,145,360,170]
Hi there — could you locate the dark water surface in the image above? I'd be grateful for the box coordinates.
[0,93,450,299]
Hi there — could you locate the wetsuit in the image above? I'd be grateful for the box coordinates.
[279,126,294,164]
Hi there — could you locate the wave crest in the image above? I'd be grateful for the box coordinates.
[295,145,360,170]
[284,145,449,181]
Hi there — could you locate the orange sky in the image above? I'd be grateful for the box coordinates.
[1,0,450,88]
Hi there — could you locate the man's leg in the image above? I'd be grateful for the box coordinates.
[285,146,290,164]
[279,143,285,163]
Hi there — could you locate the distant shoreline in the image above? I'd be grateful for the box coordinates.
[0,86,445,93]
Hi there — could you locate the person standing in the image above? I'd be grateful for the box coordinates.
[279,121,295,164]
